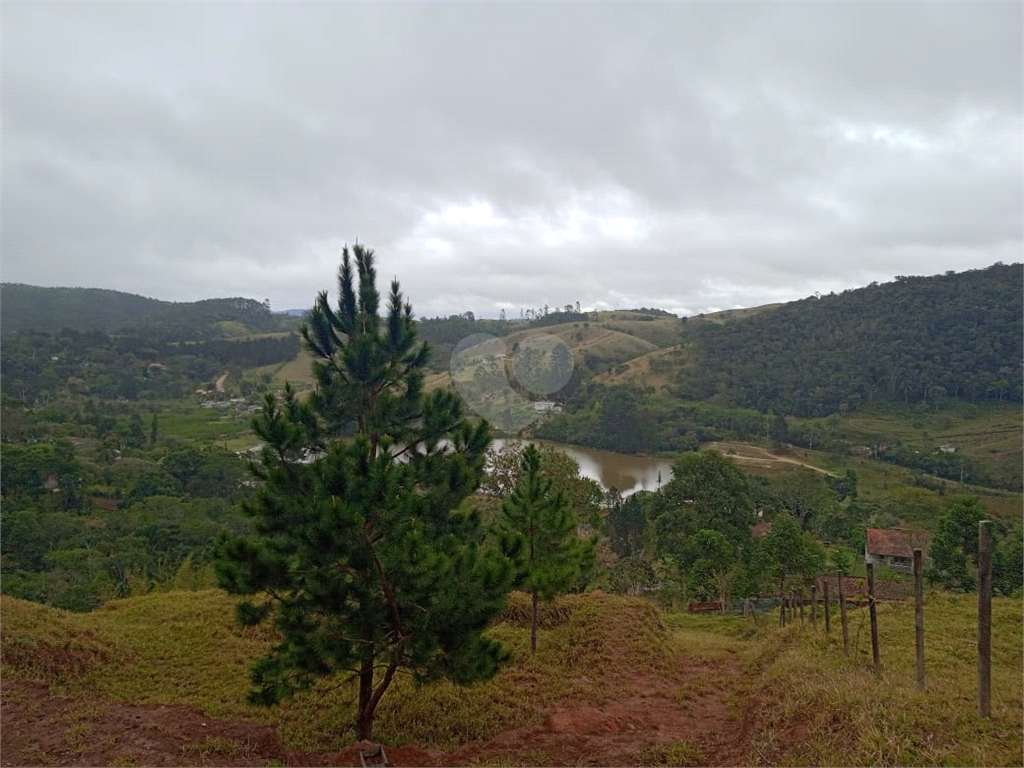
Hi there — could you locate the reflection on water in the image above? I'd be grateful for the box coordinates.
[492,438,674,497]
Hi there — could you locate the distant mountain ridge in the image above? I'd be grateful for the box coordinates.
[0,284,294,338]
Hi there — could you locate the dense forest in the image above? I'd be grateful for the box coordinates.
[676,263,1023,415]
[1,329,300,403]
[0,416,253,611]
[1,285,302,404]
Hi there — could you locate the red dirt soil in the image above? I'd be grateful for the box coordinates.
[1,661,755,767]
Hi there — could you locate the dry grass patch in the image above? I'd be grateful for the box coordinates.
[746,595,1023,766]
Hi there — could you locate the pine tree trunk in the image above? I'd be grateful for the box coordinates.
[531,588,539,653]
[357,649,375,741]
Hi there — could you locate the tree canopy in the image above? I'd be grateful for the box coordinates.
[495,444,594,652]
[215,244,514,741]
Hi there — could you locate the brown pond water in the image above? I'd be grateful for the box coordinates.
[492,438,674,497]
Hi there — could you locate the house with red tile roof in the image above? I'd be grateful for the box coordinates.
[864,528,931,573]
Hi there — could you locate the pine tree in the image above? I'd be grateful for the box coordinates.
[215,244,514,742]
[496,444,594,652]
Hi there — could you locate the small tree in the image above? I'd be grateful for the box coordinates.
[216,245,514,742]
[688,528,738,612]
[764,512,825,618]
[496,444,595,652]
[481,442,603,531]
[926,496,986,590]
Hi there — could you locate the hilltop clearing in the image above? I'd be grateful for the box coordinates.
[702,441,837,476]
[2,590,1020,766]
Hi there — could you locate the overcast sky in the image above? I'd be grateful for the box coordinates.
[2,2,1021,317]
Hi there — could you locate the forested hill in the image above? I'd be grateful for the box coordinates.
[0,284,168,334]
[0,284,294,339]
[676,263,1023,417]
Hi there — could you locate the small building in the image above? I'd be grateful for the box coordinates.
[939,444,956,454]
[532,401,562,414]
[865,528,931,573]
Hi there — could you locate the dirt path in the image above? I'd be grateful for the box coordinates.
[705,441,836,476]
[1,659,753,767]
[0,679,285,767]
[215,372,229,392]
[447,660,751,767]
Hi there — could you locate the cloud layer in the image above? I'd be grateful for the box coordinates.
[3,2,1020,316]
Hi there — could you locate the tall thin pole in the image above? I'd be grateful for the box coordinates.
[978,521,993,718]
[838,575,849,653]
[867,562,881,677]
[914,549,925,692]
[823,580,831,635]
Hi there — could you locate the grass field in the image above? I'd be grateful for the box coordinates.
[158,408,254,443]
[499,322,658,372]
[836,404,1023,491]
[707,438,1023,525]
[602,318,682,348]
[747,594,1023,766]
[2,590,1020,765]
[246,349,318,391]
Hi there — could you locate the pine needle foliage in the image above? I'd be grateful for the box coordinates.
[215,244,514,741]
[496,445,595,653]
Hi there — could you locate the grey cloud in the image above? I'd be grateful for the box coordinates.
[2,1,1020,316]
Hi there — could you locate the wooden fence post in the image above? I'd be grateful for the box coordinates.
[838,575,849,653]
[867,562,881,677]
[914,548,925,692]
[811,583,818,628]
[798,588,805,623]
[823,580,831,635]
[978,521,993,718]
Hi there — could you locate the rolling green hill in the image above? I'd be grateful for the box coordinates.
[676,263,1023,416]
[0,284,167,334]
[0,284,297,339]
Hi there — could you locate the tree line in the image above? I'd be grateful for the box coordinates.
[1,329,300,403]
[1,433,253,612]
[676,263,1023,416]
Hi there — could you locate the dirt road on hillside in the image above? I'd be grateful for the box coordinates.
[705,442,836,476]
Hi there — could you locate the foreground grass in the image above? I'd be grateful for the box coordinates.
[745,594,1023,766]
[0,592,684,753]
[2,590,1020,764]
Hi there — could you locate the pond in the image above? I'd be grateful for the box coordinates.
[492,438,674,497]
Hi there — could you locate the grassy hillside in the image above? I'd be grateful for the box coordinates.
[745,593,1023,766]
[2,590,1020,766]
[246,349,319,393]
[706,438,1023,526]
[593,345,689,391]
[834,405,1024,491]
[501,322,658,372]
